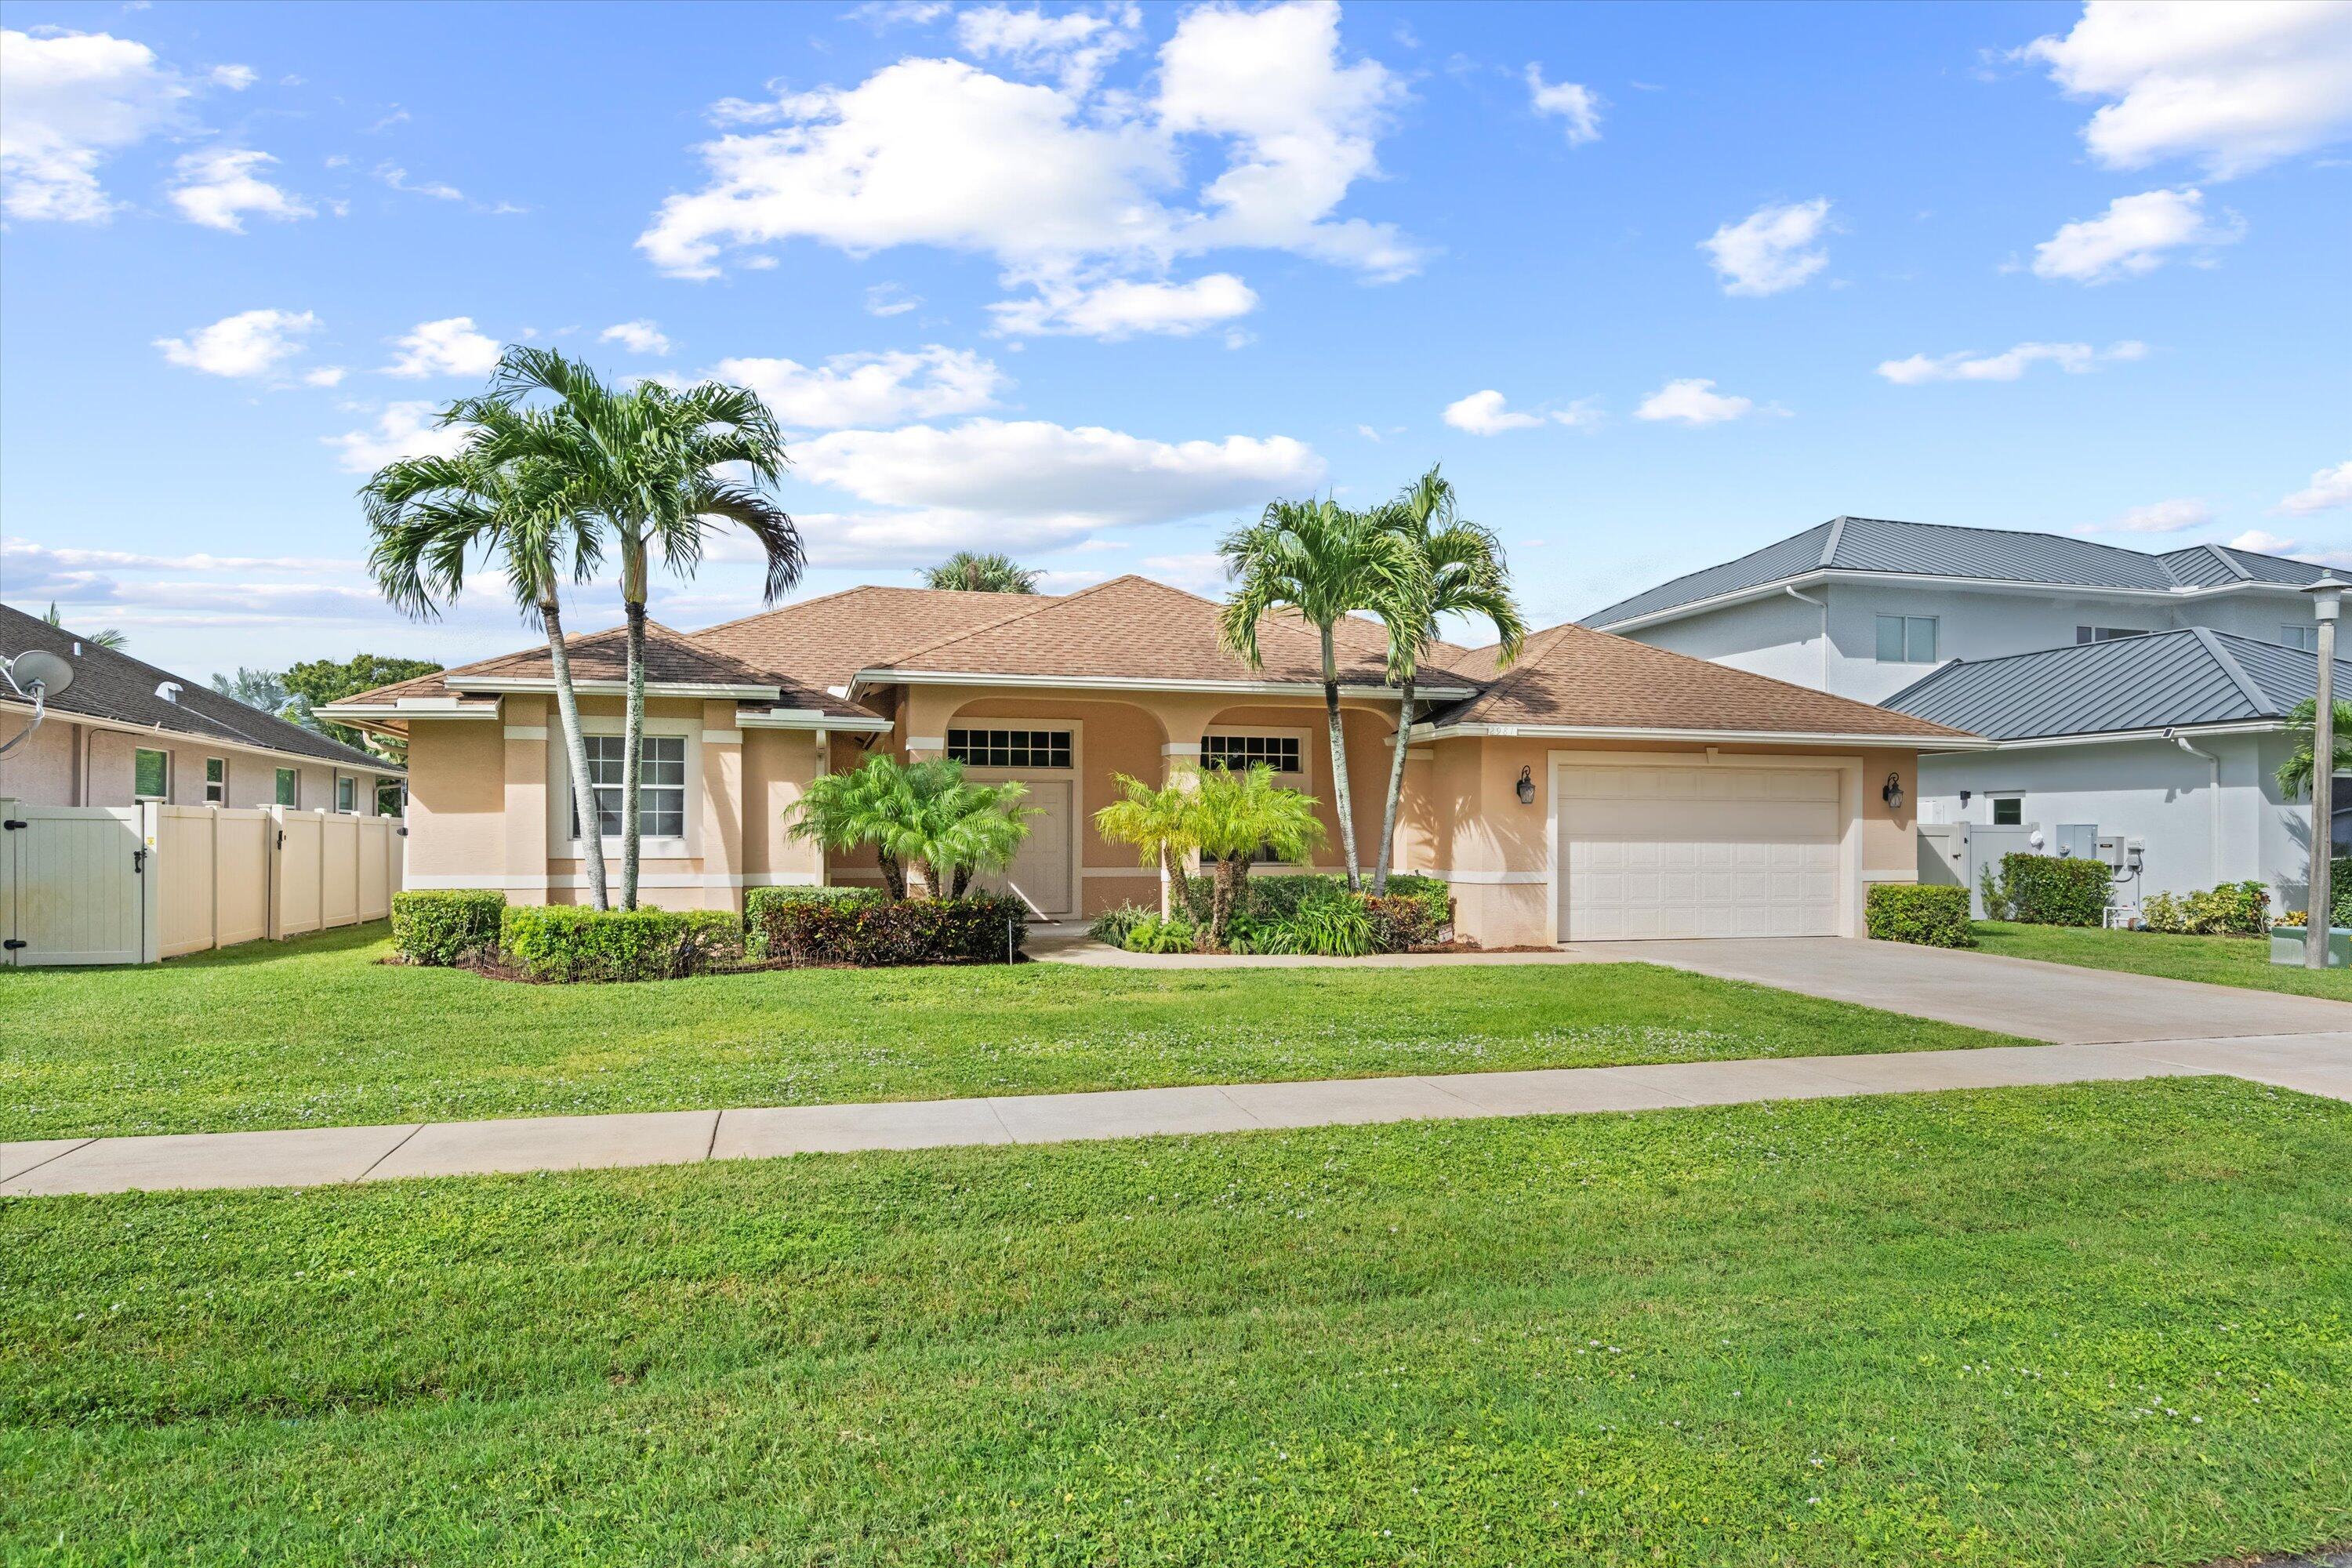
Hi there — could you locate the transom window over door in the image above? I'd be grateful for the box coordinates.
[1200,734,1301,773]
[1874,615,1938,664]
[947,728,1071,768]
[572,735,687,840]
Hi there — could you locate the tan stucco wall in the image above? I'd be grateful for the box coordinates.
[406,716,507,879]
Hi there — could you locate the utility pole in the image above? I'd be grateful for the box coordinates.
[2307,576,2346,969]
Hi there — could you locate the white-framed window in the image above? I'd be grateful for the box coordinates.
[1991,795,2024,826]
[133,747,169,802]
[274,767,299,807]
[204,757,227,804]
[1875,614,1938,664]
[946,728,1072,769]
[1200,733,1302,774]
[569,734,688,840]
[2074,626,2147,644]
[2282,624,2321,653]
[336,775,358,815]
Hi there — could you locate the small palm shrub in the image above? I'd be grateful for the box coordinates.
[390,890,506,965]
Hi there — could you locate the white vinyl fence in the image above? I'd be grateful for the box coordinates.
[0,799,404,967]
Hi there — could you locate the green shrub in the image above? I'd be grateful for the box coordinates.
[1275,894,1382,957]
[1362,892,1445,950]
[1995,852,2111,927]
[2140,880,2268,937]
[498,906,743,983]
[743,885,884,957]
[1121,913,1200,954]
[1976,863,2012,921]
[1088,903,1153,946]
[389,890,504,966]
[1178,871,1450,932]
[757,893,1027,967]
[1865,884,1976,948]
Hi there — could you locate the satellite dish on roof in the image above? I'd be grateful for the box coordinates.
[3,648,74,699]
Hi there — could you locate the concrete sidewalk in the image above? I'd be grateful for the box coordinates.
[6,1032,2347,1199]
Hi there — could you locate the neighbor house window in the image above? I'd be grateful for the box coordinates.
[2282,624,2321,653]
[1200,734,1302,774]
[132,748,169,802]
[2074,626,2147,644]
[377,779,406,817]
[946,728,1071,768]
[274,768,298,807]
[336,775,357,815]
[572,735,688,841]
[1875,614,1938,663]
[1991,797,2023,826]
[204,757,227,804]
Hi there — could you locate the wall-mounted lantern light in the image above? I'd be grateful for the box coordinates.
[1881,771,1905,811]
[1515,765,1535,805]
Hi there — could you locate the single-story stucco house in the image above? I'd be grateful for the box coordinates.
[318,575,1977,947]
[0,602,403,815]
[1882,626,2351,913]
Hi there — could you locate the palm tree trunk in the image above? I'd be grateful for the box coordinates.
[1160,844,1184,920]
[1319,623,1360,891]
[541,597,608,912]
[620,543,648,910]
[1372,674,1415,896]
[1210,855,1245,945]
[879,855,906,901]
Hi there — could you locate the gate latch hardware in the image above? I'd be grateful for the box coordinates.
[132,848,147,873]
[2,818,25,830]
[2,940,25,951]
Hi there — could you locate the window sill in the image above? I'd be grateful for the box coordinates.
[556,841,693,862]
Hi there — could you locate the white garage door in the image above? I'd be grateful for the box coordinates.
[1558,764,1844,941]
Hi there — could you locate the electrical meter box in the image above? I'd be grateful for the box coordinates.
[2054,823,2100,860]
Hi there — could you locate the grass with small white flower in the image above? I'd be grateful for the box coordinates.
[0,921,2031,1141]
[4,1076,2347,1563]
[1973,920,2352,1000]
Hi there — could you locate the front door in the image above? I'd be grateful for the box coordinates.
[977,777,1073,917]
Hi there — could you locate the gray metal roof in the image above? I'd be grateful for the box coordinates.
[0,601,401,771]
[1582,516,2328,628]
[1879,626,2350,742]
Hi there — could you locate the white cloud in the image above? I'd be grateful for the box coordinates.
[2276,460,2352,517]
[1443,390,1543,436]
[1700,198,1833,296]
[1876,339,2147,384]
[322,401,470,474]
[2091,498,2212,534]
[1635,378,1756,425]
[955,3,1140,93]
[382,316,501,379]
[599,319,673,355]
[0,27,190,220]
[303,365,347,387]
[713,345,1006,430]
[639,0,1416,322]
[166,147,313,230]
[2230,528,2352,569]
[989,271,1258,339]
[786,417,1323,560]
[864,281,921,317]
[1524,64,1599,145]
[1137,551,1231,595]
[2021,1,2352,178]
[2,537,356,580]
[208,62,256,90]
[2030,187,2243,283]
[375,161,463,201]
[154,307,319,378]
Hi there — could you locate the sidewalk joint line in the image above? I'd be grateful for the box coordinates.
[354,1124,426,1184]
[0,1138,96,1185]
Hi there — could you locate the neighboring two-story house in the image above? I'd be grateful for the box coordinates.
[1582,517,2340,911]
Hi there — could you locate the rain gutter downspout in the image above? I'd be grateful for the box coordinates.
[1786,586,1829,688]
[2165,728,2223,884]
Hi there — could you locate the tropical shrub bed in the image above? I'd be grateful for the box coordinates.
[742,886,884,957]
[499,906,743,983]
[2141,879,2269,937]
[1983,851,2112,927]
[755,891,1029,967]
[1864,884,1976,948]
[1103,881,1454,957]
[389,890,506,966]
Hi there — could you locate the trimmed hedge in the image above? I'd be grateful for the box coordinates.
[1996,852,2112,927]
[743,885,884,958]
[1865,884,1976,948]
[756,892,1029,967]
[390,890,505,966]
[499,906,743,983]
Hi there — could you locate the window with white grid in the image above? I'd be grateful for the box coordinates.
[571,735,688,840]
[1200,734,1301,774]
[946,728,1072,768]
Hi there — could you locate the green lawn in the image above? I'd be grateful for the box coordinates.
[3,1078,2347,1564]
[1975,920,2352,1001]
[0,924,2030,1142]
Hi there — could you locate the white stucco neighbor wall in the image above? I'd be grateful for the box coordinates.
[1628,593,1828,689]
[1916,730,2305,909]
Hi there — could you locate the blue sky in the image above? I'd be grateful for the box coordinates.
[2,0,2347,678]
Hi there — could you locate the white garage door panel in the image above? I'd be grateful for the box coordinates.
[1559,766,1843,941]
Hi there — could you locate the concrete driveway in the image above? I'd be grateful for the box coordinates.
[1582,937,2352,1044]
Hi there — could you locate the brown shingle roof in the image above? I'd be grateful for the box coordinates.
[867,575,1424,688]
[1425,621,1973,739]
[695,586,1048,691]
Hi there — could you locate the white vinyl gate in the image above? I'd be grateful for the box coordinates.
[0,799,404,967]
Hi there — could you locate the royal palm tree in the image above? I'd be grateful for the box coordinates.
[470,347,804,908]
[362,424,612,909]
[1368,467,1526,894]
[1218,497,1426,890]
[1094,773,1202,917]
[1188,763,1324,944]
[923,551,1040,593]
